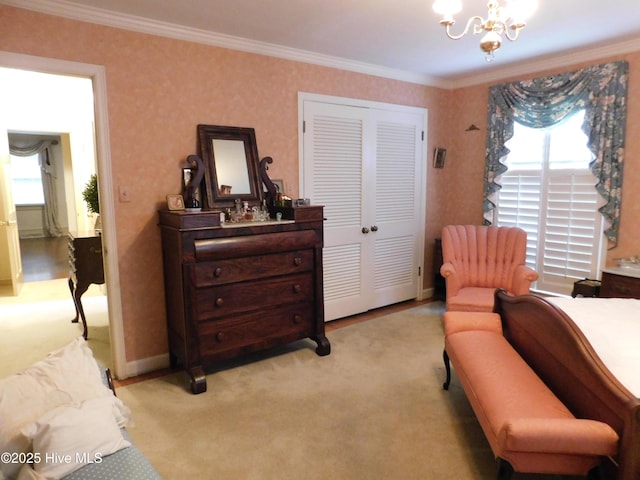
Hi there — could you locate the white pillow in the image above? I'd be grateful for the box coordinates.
[20,397,131,479]
[15,465,46,480]
[0,338,131,479]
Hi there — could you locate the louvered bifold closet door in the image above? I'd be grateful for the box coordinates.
[302,100,424,321]
[369,110,422,309]
[303,102,369,320]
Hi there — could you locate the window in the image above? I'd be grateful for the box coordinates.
[496,111,605,295]
[10,153,45,205]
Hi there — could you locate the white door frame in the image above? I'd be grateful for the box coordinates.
[0,51,126,379]
[298,92,427,304]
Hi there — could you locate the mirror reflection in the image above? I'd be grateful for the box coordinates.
[212,139,251,195]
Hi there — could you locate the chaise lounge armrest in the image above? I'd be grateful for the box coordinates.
[499,418,619,456]
[511,265,539,295]
[440,261,461,295]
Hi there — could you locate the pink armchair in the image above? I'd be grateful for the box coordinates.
[440,225,538,312]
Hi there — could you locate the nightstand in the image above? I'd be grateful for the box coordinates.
[600,267,640,299]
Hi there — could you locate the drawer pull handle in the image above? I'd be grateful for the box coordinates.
[293,284,301,293]
[216,332,225,342]
[293,314,302,324]
[213,267,222,277]
[293,257,302,266]
[215,297,224,307]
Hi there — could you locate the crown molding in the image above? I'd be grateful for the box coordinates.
[447,36,640,89]
[4,0,640,90]
[4,0,447,88]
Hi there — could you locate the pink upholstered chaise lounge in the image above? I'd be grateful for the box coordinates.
[442,310,619,479]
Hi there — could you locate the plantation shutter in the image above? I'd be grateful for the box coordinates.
[541,171,603,286]
[497,113,604,295]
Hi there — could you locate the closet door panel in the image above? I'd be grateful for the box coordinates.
[303,102,369,319]
[370,111,423,308]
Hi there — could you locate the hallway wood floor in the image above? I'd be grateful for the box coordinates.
[19,236,68,282]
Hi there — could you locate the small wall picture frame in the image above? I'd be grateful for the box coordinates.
[167,194,185,211]
[433,147,447,169]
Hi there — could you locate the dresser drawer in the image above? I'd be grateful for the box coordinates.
[193,250,314,287]
[195,272,314,321]
[198,303,315,359]
[600,272,640,298]
[194,230,317,261]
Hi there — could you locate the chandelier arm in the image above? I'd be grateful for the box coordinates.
[503,26,522,42]
[443,16,486,40]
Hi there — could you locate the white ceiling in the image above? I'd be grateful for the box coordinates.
[8,0,640,87]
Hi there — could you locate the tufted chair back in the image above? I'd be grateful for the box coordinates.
[440,225,538,312]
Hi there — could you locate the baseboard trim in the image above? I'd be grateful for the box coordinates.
[122,352,170,379]
[422,287,435,299]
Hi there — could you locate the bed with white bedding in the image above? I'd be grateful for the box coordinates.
[494,290,640,480]
[0,338,162,480]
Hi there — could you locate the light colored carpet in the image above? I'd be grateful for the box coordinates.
[0,279,111,377]
[118,302,574,480]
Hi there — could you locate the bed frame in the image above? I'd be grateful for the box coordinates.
[494,290,640,480]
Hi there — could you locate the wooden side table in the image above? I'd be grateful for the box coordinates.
[600,267,640,299]
[68,232,104,339]
[571,279,601,298]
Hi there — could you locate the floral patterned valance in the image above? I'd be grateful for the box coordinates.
[483,60,629,247]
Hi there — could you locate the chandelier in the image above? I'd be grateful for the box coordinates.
[432,0,537,61]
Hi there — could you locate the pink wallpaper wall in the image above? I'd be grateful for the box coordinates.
[0,5,446,364]
[2,5,638,367]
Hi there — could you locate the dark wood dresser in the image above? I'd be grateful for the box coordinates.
[67,231,104,339]
[600,267,640,298]
[158,206,330,394]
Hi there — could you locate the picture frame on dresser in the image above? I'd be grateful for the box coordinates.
[166,194,184,211]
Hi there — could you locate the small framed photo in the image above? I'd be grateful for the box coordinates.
[433,147,447,169]
[167,194,185,211]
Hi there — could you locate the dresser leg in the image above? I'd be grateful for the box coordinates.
[189,366,207,394]
[312,335,331,356]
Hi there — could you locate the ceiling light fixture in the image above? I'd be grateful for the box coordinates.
[432,0,537,61]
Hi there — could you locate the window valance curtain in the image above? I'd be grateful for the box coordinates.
[483,60,629,246]
[9,139,63,237]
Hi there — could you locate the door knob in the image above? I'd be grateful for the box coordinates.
[362,227,370,234]
[371,225,378,232]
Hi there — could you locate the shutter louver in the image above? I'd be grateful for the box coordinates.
[311,115,362,229]
[323,244,362,302]
[376,122,417,223]
[374,236,414,290]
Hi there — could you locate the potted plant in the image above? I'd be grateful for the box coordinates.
[82,174,100,229]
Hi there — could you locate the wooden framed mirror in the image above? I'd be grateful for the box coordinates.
[197,124,263,209]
